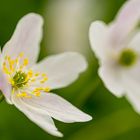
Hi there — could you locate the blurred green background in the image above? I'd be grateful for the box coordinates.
[0,0,140,140]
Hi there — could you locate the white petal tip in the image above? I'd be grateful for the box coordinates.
[89,20,106,32]
[46,129,63,137]
[89,21,107,44]
[53,131,63,137]
[86,115,93,121]
[57,52,88,73]
[22,13,44,26]
[70,52,88,72]
[79,114,93,122]
[71,113,93,123]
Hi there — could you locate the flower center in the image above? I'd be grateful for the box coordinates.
[12,71,28,88]
[118,48,138,67]
[2,53,50,98]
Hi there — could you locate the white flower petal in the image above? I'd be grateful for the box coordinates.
[99,64,124,97]
[16,92,92,123]
[12,94,63,137]
[0,49,12,104]
[32,52,87,89]
[89,0,140,115]
[89,21,109,61]
[129,31,140,52]
[2,13,43,67]
[110,0,140,45]
[126,92,140,113]
[118,61,140,114]
[121,70,140,113]
[0,69,12,104]
[121,61,140,91]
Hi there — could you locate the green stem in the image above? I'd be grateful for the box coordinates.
[0,91,4,102]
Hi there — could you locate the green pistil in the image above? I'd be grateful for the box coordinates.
[13,71,28,88]
[119,49,138,67]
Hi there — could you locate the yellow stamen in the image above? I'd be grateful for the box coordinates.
[10,79,15,86]
[2,52,51,99]
[34,91,41,97]
[44,87,50,92]
[23,58,29,66]
[42,73,47,77]
[27,70,33,78]
[19,52,24,57]
[31,78,36,82]
[17,92,32,98]
[15,58,19,63]
[9,60,15,72]
[35,72,40,76]
[3,65,10,74]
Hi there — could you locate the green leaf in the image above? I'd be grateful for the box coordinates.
[0,91,4,102]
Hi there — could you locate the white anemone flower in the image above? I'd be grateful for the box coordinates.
[0,13,92,137]
[89,0,140,113]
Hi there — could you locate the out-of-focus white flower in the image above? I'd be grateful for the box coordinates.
[89,0,140,113]
[0,13,92,137]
